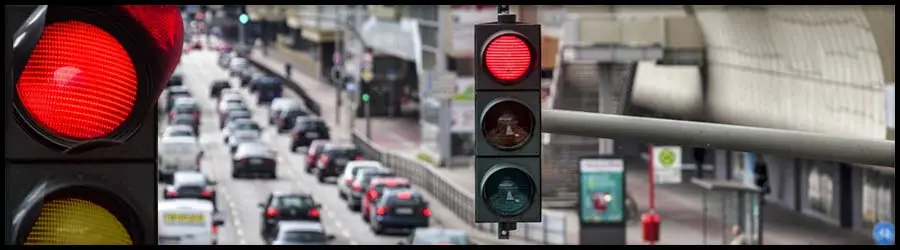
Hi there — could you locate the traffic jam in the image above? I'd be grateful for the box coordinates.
[156,36,473,245]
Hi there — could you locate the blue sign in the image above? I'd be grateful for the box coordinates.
[579,158,625,224]
[873,221,895,245]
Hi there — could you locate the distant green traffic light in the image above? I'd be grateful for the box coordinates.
[361,93,370,103]
[239,14,249,24]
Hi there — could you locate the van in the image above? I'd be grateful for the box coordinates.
[158,199,225,245]
[158,136,203,182]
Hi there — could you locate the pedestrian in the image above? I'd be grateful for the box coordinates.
[284,63,292,80]
[729,225,748,245]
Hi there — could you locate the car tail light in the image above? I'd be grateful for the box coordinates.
[193,113,199,120]
[422,208,432,217]
[355,155,363,161]
[201,188,213,197]
[307,208,320,218]
[266,208,278,218]
[345,179,354,186]
[367,190,378,201]
[212,225,219,234]
[483,34,533,83]
[352,183,363,192]
[165,190,177,197]
[376,206,387,216]
[318,156,330,166]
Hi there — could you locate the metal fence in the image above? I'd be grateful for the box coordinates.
[352,132,568,245]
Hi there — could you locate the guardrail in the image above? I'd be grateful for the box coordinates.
[352,132,567,245]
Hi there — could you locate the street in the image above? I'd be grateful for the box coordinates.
[157,50,437,245]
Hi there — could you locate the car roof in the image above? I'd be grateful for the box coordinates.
[271,191,313,197]
[382,188,420,198]
[236,142,273,157]
[159,198,214,212]
[160,136,198,144]
[414,228,467,237]
[310,139,331,146]
[230,118,257,125]
[371,177,410,185]
[174,98,197,105]
[173,171,207,185]
[346,161,383,168]
[221,93,242,101]
[168,86,190,93]
[165,125,194,133]
[227,110,252,117]
[324,143,355,150]
[277,221,325,232]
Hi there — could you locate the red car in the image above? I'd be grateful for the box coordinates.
[361,177,411,222]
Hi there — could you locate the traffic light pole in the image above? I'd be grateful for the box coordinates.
[542,109,895,168]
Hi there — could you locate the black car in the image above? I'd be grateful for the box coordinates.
[276,108,311,133]
[251,77,283,105]
[347,168,395,211]
[258,192,322,242]
[290,117,330,152]
[314,144,362,183]
[209,80,231,99]
[169,114,200,135]
[232,142,276,178]
[237,69,255,87]
[165,86,191,113]
[162,171,218,210]
[368,189,430,235]
[221,110,252,129]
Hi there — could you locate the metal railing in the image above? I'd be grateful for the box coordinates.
[351,132,568,244]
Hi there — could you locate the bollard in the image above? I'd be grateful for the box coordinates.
[642,211,661,245]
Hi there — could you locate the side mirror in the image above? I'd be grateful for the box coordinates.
[213,219,225,227]
[257,203,266,208]
[327,234,336,241]
[396,241,406,245]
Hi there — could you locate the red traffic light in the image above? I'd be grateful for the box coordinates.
[17,21,138,139]
[12,5,183,147]
[483,33,534,83]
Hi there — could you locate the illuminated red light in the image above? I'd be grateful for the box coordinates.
[397,192,412,200]
[483,34,532,83]
[17,21,138,140]
[120,5,184,86]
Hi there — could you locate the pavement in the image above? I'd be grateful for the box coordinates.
[157,49,501,245]
[243,44,875,245]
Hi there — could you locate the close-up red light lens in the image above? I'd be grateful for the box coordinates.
[16,21,138,140]
[483,34,533,83]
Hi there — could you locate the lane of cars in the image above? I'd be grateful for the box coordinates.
[156,39,473,245]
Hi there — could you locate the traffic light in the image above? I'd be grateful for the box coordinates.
[473,14,542,225]
[5,5,183,245]
[239,13,249,24]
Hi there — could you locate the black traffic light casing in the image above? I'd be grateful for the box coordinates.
[474,19,542,223]
[5,5,182,245]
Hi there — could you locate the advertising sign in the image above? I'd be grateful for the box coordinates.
[579,157,625,224]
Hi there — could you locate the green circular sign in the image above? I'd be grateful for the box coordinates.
[658,149,676,168]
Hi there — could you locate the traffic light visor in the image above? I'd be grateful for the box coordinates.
[17,186,140,245]
[481,98,535,150]
[482,33,534,83]
[16,21,138,140]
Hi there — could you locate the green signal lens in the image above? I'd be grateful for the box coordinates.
[361,93,370,103]
[239,14,249,24]
[480,165,535,217]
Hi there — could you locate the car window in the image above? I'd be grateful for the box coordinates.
[280,230,326,243]
[351,166,377,177]
[174,119,195,126]
[174,106,197,113]
[166,130,193,137]
[235,123,260,131]
[284,109,307,117]
[276,195,316,208]
[329,148,359,158]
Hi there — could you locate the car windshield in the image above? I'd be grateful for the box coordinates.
[278,195,316,208]
[280,230,327,243]
[234,122,260,131]
[166,130,193,137]
[174,119,195,126]
[174,106,197,113]
[351,166,377,177]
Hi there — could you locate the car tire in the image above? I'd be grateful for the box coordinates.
[339,191,346,200]
[371,223,383,235]
[317,174,326,183]
[305,166,313,174]
[232,172,240,179]
[268,172,277,179]
[290,145,297,153]
[362,214,370,223]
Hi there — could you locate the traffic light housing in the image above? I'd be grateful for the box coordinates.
[5,5,183,245]
[473,15,542,224]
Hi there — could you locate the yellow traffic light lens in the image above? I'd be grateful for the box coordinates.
[25,198,133,245]
[481,98,535,150]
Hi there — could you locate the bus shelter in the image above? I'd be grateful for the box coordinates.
[691,178,764,245]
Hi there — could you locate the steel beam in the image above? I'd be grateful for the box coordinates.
[542,109,895,167]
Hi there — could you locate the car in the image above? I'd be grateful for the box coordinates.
[250,76,283,105]
[236,68,256,87]
[209,79,232,99]
[158,136,203,182]
[346,168,395,211]
[337,161,384,200]
[270,221,336,245]
[217,93,244,113]
[258,192,323,242]
[228,57,249,76]
[162,171,218,210]
[289,116,330,152]
[361,177,412,222]
[232,141,276,179]
[304,140,331,173]
[169,98,200,121]
[165,86,192,113]
[367,189,431,235]
[222,118,261,144]
[227,131,262,155]
[399,228,472,245]
[275,106,311,133]
[169,115,200,136]
[314,143,362,183]
[246,72,267,89]
[217,51,233,68]
[158,199,225,245]
[269,98,304,125]
[161,125,196,139]
[221,110,252,129]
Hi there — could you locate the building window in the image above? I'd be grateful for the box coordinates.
[408,5,438,22]
[419,24,439,48]
[421,50,436,71]
[806,162,836,216]
[861,170,894,230]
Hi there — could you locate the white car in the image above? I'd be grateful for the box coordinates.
[222,118,261,143]
[158,136,203,182]
[268,99,304,125]
[161,125,197,140]
[217,94,245,115]
[227,131,261,155]
[228,57,249,74]
[337,161,385,200]
[158,198,224,245]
